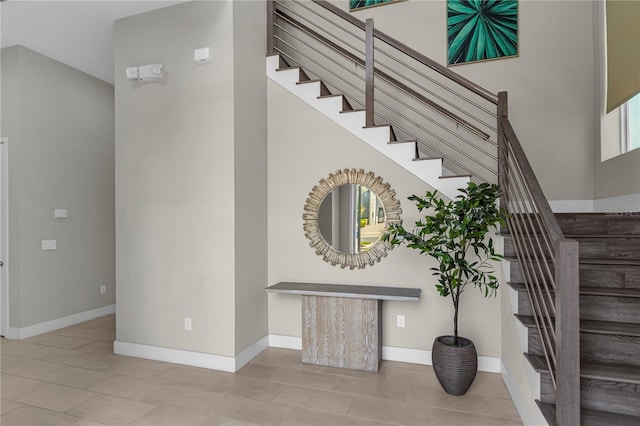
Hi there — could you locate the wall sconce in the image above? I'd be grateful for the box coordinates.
[125,63,164,81]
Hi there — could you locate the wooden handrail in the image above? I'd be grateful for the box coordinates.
[498,115,564,243]
[312,0,498,105]
[498,92,580,425]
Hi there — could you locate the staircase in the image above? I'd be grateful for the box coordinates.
[266,53,470,200]
[267,1,639,423]
[503,213,640,425]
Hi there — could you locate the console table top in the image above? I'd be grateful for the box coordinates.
[266,282,421,301]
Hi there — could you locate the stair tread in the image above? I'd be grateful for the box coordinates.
[413,156,442,162]
[296,79,322,85]
[525,353,640,383]
[505,255,640,267]
[388,140,416,145]
[514,314,640,336]
[580,287,640,297]
[317,94,343,99]
[439,174,471,179]
[537,401,640,426]
[501,231,640,239]
[275,66,300,72]
[507,282,640,298]
[339,109,365,113]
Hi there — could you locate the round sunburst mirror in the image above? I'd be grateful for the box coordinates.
[303,169,402,269]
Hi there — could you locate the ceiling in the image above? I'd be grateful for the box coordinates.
[1,0,187,84]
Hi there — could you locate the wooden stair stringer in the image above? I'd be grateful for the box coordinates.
[266,54,467,200]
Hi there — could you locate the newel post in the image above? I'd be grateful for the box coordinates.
[267,0,275,55]
[555,239,580,425]
[365,18,375,127]
[497,91,508,206]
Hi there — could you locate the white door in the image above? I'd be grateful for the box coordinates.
[0,137,7,337]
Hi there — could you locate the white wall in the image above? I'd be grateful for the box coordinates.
[115,1,268,360]
[1,46,115,329]
[267,80,503,358]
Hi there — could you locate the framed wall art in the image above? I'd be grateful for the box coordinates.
[350,0,404,12]
[447,0,518,66]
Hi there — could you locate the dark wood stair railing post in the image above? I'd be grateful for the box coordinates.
[497,91,508,206]
[365,18,375,127]
[555,239,580,426]
[267,0,275,55]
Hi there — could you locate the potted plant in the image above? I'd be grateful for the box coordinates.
[383,182,505,395]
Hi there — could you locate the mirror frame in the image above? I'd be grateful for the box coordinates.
[303,169,402,269]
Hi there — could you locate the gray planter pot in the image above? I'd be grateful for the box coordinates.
[432,335,478,395]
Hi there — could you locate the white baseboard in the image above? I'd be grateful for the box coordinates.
[235,335,269,371]
[6,304,115,340]
[114,335,270,373]
[269,334,302,350]
[549,193,640,213]
[268,335,501,373]
[593,192,640,212]
[548,199,594,213]
[115,340,237,372]
[501,361,547,426]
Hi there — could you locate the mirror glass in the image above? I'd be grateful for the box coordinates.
[317,184,386,254]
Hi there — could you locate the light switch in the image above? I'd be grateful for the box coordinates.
[54,209,68,218]
[42,240,57,250]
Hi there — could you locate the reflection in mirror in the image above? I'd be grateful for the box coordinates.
[303,169,401,269]
[317,184,386,254]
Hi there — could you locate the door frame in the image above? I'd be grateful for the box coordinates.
[1,137,9,337]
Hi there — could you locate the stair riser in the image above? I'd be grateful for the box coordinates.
[503,237,640,261]
[516,291,640,324]
[509,261,640,289]
[581,332,640,368]
[540,374,640,417]
[555,214,640,236]
[526,329,640,367]
[508,214,640,236]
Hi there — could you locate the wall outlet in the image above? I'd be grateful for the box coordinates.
[184,317,192,331]
[396,315,405,328]
[99,285,106,295]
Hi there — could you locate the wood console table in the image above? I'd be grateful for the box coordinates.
[266,282,421,372]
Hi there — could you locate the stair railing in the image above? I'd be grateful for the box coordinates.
[268,0,499,182]
[267,2,580,423]
[498,93,580,424]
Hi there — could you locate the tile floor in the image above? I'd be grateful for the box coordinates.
[1,315,523,425]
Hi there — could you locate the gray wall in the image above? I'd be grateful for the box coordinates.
[232,0,268,356]
[115,1,268,358]
[593,1,640,200]
[1,46,115,328]
[340,0,597,201]
[267,80,503,357]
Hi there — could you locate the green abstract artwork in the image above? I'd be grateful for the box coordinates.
[447,0,518,66]
[350,0,403,12]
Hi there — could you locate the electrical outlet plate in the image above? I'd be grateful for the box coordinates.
[99,285,106,295]
[184,317,192,331]
[41,240,57,250]
[396,315,405,328]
